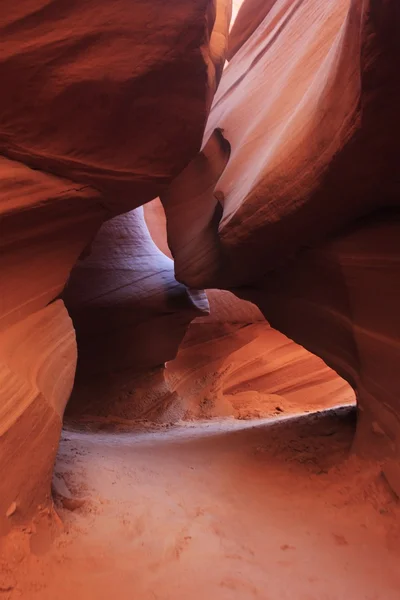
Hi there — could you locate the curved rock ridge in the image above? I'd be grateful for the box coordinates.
[165,0,400,289]
[1,0,400,533]
[64,207,209,375]
[0,155,103,526]
[144,198,172,259]
[166,290,354,420]
[0,156,105,332]
[159,0,400,455]
[161,128,231,288]
[228,0,276,60]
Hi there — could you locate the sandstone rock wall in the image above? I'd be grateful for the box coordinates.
[166,290,354,421]
[0,0,230,209]
[247,210,400,456]
[0,157,103,529]
[162,0,400,455]
[0,0,230,525]
[63,207,209,422]
[1,0,400,530]
[165,0,400,289]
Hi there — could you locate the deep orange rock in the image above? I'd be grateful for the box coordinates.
[0,0,230,209]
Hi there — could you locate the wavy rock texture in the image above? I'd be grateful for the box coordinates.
[0,157,104,528]
[247,211,400,456]
[0,0,230,210]
[0,0,231,525]
[0,302,76,534]
[228,0,276,59]
[1,0,400,537]
[0,157,104,332]
[161,0,400,454]
[161,129,231,288]
[144,206,353,421]
[63,207,210,422]
[166,0,400,289]
[63,128,231,422]
[166,290,354,420]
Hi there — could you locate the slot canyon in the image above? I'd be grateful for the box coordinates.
[0,0,400,598]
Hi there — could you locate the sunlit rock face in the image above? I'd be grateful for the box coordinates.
[166,289,354,421]
[165,0,399,289]
[143,201,354,423]
[162,0,400,454]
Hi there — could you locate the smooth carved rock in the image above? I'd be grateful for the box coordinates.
[1,0,400,537]
[169,0,400,288]
[228,0,276,60]
[144,199,172,259]
[249,211,400,456]
[0,0,231,524]
[160,128,231,289]
[0,0,231,210]
[166,290,354,420]
[63,207,210,420]
[137,204,352,424]
[0,301,76,534]
[161,0,400,452]
[0,156,105,333]
[0,156,105,527]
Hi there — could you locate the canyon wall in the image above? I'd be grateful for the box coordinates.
[168,0,400,289]
[249,211,400,458]
[1,0,400,529]
[166,289,354,421]
[0,0,230,209]
[63,207,209,423]
[160,0,400,460]
[0,158,103,533]
[0,0,230,526]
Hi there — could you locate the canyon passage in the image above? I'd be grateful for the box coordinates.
[0,0,400,598]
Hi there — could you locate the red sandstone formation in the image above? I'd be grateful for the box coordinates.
[252,211,400,456]
[0,157,105,533]
[166,0,400,288]
[63,207,209,422]
[142,208,354,422]
[1,0,400,538]
[0,0,230,209]
[166,290,354,420]
[162,0,400,456]
[0,0,230,526]
[228,0,276,59]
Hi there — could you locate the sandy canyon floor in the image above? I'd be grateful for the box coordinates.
[1,407,400,600]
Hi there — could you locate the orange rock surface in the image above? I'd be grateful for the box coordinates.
[166,0,400,288]
[161,0,400,456]
[0,157,103,527]
[0,0,230,208]
[1,0,400,539]
[0,0,230,525]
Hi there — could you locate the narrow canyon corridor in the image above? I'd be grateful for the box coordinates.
[1,0,400,598]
